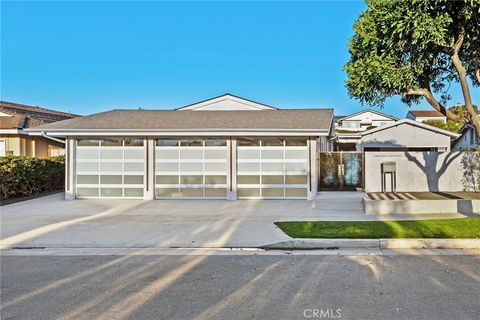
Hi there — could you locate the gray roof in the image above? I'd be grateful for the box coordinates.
[29,109,334,132]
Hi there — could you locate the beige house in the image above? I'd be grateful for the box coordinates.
[0,101,78,158]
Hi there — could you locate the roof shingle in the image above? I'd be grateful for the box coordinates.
[0,101,78,129]
[30,109,334,132]
[409,110,446,118]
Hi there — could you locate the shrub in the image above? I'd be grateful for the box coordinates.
[461,148,480,192]
[0,156,65,201]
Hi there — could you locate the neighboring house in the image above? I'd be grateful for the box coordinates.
[406,110,447,123]
[357,119,460,152]
[0,101,78,157]
[453,124,479,150]
[27,94,334,201]
[333,109,398,151]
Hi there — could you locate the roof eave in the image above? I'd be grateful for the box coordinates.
[26,128,330,137]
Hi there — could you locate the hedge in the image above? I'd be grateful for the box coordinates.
[0,156,65,201]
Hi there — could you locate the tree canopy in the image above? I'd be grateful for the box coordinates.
[345,0,480,133]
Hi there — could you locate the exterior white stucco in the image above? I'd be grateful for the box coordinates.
[357,120,458,152]
[364,151,466,192]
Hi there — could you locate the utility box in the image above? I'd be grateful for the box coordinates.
[381,161,397,193]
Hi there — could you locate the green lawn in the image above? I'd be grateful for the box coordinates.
[275,218,480,239]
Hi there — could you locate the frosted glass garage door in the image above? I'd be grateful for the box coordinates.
[75,138,145,198]
[237,138,308,199]
[155,139,228,198]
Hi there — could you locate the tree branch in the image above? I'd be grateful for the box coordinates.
[472,50,480,85]
[404,88,459,121]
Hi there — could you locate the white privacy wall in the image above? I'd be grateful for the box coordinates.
[364,152,465,192]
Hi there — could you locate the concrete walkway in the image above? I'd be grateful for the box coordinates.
[0,192,473,250]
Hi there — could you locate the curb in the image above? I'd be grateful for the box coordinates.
[262,238,480,250]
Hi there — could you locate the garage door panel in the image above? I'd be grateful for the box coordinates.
[124,188,144,197]
[156,188,179,197]
[155,139,227,199]
[75,139,145,199]
[237,138,308,199]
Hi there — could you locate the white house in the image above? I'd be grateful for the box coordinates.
[27,94,334,201]
[357,119,460,152]
[334,109,398,151]
[335,109,398,131]
[406,110,447,123]
[453,124,479,150]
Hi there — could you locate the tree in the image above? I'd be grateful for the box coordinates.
[423,104,478,132]
[345,0,480,134]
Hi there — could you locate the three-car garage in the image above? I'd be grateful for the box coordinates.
[28,94,334,201]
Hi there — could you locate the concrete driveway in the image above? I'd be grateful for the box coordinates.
[1,192,468,250]
[0,193,345,249]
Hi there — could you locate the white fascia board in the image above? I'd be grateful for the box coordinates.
[0,129,27,135]
[27,129,330,137]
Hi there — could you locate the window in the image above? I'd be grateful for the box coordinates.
[101,139,122,146]
[285,138,307,146]
[261,138,284,146]
[77,139,100,146]
[124,139,144,146]
[205,139,227,146]
[342,121,360,128]
[180,140,202,147]
[157,139,179,147]
[238,138,260,146]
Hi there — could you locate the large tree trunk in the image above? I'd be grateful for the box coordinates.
[451,30,480,136]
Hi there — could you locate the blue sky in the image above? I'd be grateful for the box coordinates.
[1,1,477,117]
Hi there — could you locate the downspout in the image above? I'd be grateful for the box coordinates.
[41,131,65,144]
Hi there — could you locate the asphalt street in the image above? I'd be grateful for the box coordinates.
[1,253,479,320]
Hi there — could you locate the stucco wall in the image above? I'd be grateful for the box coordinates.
[364,151,467,192]
[357,123,452,151]
[0,135,64,158]
[0,136,21,155]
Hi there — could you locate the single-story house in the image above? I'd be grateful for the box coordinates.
[27,94,334,201]
[406,110,447,123]
[356,119,460,152]
[333,109,398,151]
[0,101,78,157]
[453,123,479,150]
